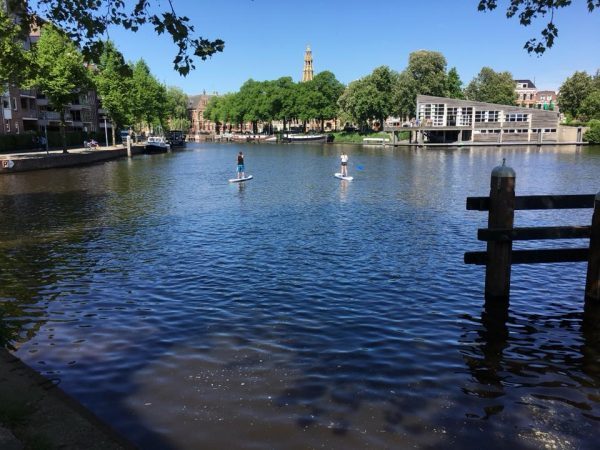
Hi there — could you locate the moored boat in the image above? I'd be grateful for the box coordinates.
[231,134,271,142]
[166,130,186,147]
[283,133,327,143]
[144,136,170,153]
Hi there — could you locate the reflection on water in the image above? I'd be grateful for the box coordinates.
[1,143,600,449]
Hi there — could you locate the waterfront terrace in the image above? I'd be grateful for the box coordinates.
[386,95,563,144]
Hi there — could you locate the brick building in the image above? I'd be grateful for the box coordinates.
[1,4,103,140]
[515,79,537,108]
[535,90,558,111]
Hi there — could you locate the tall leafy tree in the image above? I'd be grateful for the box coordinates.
[464,67,516,105]
[338,74,391,132]
[27,24,90,152]
[393,71,419,118]
[406,51,448,96]
[579,91,600,121]
[0,4,28,85]
[237,79,270,133]
[203,95,222,132]
[3,0,224,76]
[394,50,449,117]
[445,67,464,99]
[94,41,132,145]
[129,59,165,133]
[558,71,593,118]
[268,77,298,131]
[297,71,345,131]
[478,0,600,54]
[296,81,320,131]
[165,86,190,131]
[311,71,345,131]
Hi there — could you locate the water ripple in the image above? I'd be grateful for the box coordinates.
[1,143,599,449]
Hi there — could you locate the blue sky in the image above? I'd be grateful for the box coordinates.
[107,0,600,95]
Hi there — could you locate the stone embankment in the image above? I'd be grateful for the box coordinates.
[0,144,145,174]
[0,349,133,449]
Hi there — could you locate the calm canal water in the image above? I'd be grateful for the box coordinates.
[1,143,600,449]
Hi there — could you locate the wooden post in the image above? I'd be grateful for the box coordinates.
[126,136,132,157]
[485,159,516,301]
[585,192,600,302]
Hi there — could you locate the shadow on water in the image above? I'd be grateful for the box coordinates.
[457,298,600,448]
[0,188,175,449]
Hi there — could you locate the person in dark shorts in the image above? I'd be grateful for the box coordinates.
[340,151,349,177]
[237,151,245,179]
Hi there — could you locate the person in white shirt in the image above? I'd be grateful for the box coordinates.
[340,152,349,177]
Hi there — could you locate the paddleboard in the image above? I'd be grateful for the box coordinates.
[229,175,253,183]
[334,173,353,181]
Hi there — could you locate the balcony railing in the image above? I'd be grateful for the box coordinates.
[19,89,36,98]
[39,111,72,121]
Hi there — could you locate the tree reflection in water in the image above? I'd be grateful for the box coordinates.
[0,190,106,349]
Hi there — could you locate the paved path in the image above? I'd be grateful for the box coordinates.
[0,349,133,449]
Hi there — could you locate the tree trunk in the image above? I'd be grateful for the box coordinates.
[60,109,68,153]
[111,119,116,146]
[320,118,325,132]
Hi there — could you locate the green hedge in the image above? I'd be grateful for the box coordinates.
[0,133,39,152]
[583,120,600,144]
[331,131,410,144]
[0,131,102,153]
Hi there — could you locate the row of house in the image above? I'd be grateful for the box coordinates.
[514,79,558,110]
[0,4,110,140]
[1,85,108,137]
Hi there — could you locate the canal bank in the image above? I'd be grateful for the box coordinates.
[0,144,146,174]
[0,349,133,449]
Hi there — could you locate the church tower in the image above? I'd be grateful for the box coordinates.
[301,45,314,82]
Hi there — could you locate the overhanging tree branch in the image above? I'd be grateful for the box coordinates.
[6,0,224,75]
[478,0,600,54]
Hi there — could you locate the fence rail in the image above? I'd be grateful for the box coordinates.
[467,194,596,211]
[464,160,600,303]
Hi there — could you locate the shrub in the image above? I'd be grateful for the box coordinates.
[583,119,600,144]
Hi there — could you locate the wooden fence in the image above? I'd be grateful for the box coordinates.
[464,160,600,302]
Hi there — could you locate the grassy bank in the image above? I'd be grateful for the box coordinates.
[331,131,410,144]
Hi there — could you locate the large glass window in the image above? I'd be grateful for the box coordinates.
[458,107,472,126]
[447,107,457,126]
[418,103,444,126]
[475,111,500,122]
[505,113,529,122]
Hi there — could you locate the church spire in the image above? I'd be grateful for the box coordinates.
[302,45,313,82]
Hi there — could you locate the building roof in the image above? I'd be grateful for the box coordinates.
[187,93,217,109]
[515,79,536,89]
